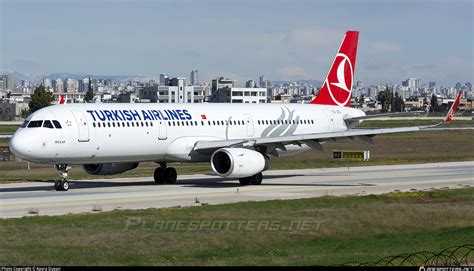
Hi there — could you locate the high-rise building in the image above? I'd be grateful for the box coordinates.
[211,77,235,95]
[140,76,207,103]
[79,78,90,92]
[429,81,436,88]
[55,79,63,92]
[259,75,265,87]
[159,73,168,86]
[190,70,198,85]
[246,80,256,88]
[65,78,78,92]
[190,70,195,85]
[43,78,52,91]
[0,74,13,90]
[403,78,420,92]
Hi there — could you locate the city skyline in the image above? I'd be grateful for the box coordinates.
[1,0,472,86]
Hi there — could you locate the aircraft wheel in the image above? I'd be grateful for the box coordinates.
[239,177,251,186]
[54,180,61,191]
[165,167,177,184]
[250,173,263,185]
[60,180,69,191]
[154,167,165,184]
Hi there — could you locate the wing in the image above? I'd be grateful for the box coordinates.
[194,91,470,154]
[0,134,12,139]
[193,125,449,153]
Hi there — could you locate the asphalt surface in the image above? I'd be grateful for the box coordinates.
[0,161,472,218]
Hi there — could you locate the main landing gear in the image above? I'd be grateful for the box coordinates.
[55,164,71,191]
[154,162,177,184]
[238,172,263,186]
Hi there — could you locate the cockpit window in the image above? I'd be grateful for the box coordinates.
[43,120,54,129]
[20,120,29,128]
[52,120,62,129]
[27,120,43,128]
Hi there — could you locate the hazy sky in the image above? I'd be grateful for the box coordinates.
[1,0,472,86]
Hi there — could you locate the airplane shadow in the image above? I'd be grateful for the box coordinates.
[0,174,374,194]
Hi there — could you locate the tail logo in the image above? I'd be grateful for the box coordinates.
[327,53,353,107]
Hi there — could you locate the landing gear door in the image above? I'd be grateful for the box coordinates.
[158,120,167,140]
[244,113,254,138]
[71,110,90,142]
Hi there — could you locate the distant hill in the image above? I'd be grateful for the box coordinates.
[6,71,152,84]
[272,79,323,86]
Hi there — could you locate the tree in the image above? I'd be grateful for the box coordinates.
[358,94,364,108]
[377,85,394,112]
[29,85,52,113]
[20,108,30,119]
[430,93,440,112]
[84,77,94,103]
[393,92,404,112]
[377,90,387,112]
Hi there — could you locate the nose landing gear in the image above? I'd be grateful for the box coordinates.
[55,164,71,191]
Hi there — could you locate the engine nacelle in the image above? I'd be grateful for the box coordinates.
[211,148,270,178]
[83,162,139,175]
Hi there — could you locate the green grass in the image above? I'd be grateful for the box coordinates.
[1,188,473,266]
[0,125,18,134]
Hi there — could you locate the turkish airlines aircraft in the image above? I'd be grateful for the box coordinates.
[9,31,463,191]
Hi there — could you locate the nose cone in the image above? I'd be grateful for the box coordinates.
[9,131,32,159]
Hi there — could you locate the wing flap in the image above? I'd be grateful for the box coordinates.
[193,126,422,152]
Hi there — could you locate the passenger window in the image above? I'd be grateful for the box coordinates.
[43,120,54,129]
[27,120,43,128]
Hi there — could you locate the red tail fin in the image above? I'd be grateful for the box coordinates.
[310,31,359,107]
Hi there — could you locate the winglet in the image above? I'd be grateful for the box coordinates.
[444,90,462,123]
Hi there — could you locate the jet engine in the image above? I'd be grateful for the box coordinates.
[83,162,139,175]
[211,148,270,178]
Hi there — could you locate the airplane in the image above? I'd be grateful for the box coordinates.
[8,30,465,191]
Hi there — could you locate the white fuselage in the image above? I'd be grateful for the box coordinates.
[9,103,365,164]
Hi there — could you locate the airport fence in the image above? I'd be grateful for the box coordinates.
[340,244,473,266]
